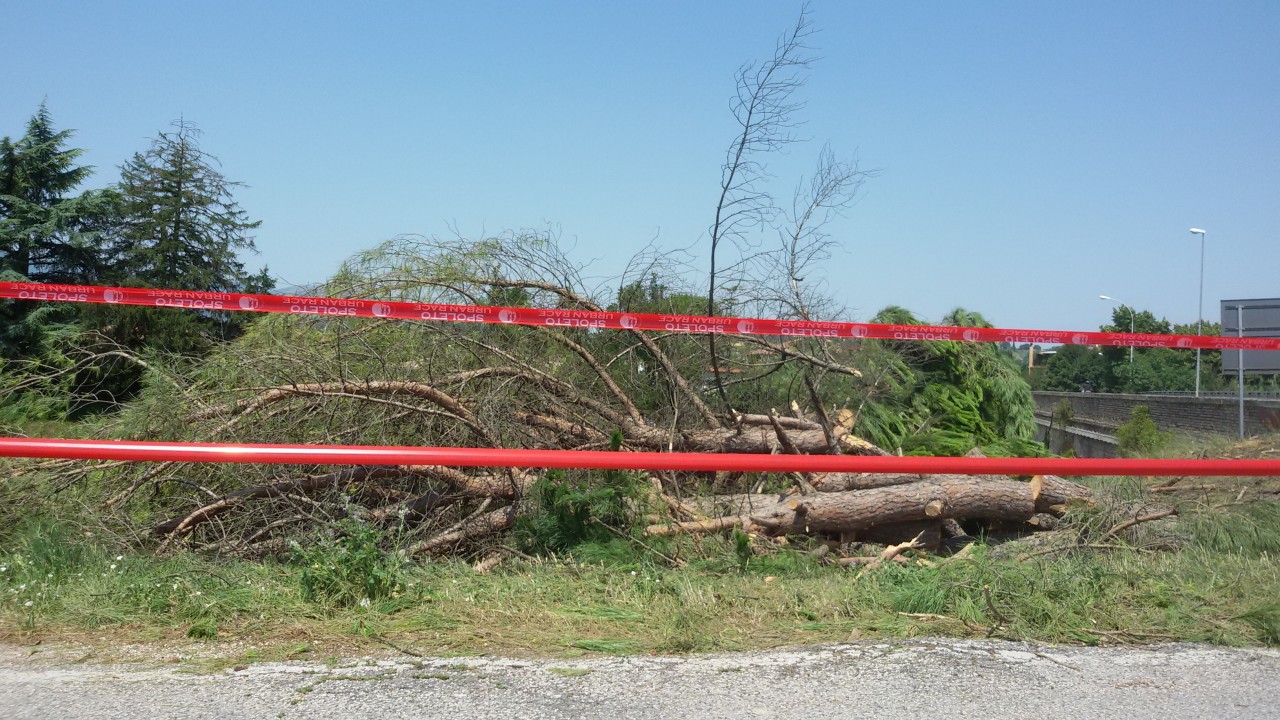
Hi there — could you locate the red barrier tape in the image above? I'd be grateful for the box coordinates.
[3,281,1277,351]
[2,438,1278,476]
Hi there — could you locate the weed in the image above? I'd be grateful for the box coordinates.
[514,433,652,561]
[292,520,410,608]
[556,606,645,623]
[568,638,637,654]
[1188,502,1280,556]
[1238,604,1280,646]
[548,667,592,677]
[186,619,218,640]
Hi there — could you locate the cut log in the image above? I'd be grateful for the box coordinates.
[750,478,1039,534]
[1026,513,1060,531]
[1030,474,1094,513]
[810,472,929,492]
[810,472,1093,510]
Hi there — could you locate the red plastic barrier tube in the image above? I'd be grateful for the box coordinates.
[3,438,1279,476]
[2,281,1277,351]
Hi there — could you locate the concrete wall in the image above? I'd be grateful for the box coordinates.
[1032,391,1280,437]
[1033,418,1117,458]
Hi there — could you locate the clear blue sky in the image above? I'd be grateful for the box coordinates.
[4,1,1277,334]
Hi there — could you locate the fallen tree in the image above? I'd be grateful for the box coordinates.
[10,234,1080,563]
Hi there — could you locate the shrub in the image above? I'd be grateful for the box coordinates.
[293,520,409,608]
[514,468,643,555]
[1115,405,1171,456]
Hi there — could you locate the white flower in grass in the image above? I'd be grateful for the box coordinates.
[24,601,33,607]
[115,556,124,562]
[359,598,371,609]
[110,564,117,571]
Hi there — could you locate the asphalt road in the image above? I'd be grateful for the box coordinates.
[3,639,1278,719]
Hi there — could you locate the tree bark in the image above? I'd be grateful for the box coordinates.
[1030,474,1094,513]
[416,505,518,555]
[749,478,1040,534]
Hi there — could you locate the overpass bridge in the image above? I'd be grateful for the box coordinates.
[1031,391,1280,457]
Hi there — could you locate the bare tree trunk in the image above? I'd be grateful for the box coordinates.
[750,478,1040,534]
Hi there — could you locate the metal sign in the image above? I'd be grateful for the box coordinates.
[1222,299,1280,375]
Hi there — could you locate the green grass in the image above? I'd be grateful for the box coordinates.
[3,463,1280,658]
[3,512,1279,655]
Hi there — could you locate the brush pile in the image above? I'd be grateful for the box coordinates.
[6,235,1089,562]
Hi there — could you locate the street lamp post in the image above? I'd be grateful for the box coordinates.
[1190,228,1206,397]
[1099,295,1134,363]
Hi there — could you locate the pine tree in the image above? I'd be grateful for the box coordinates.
[116,119,262,293]
[104,120,271,352]
[0,104,118,361]
[0,102,119,284]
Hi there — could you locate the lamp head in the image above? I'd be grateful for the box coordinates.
[1190,228,1206,235]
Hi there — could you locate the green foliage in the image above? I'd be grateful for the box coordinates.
[977,436,1050,458]
[1,109,271,420]
[103,119,272,354]
[293,520,411,608]
[1110,349,1198,394]
[1188,502,1280,557]
[0,104,119,365]
[1038,306,1223,394]
[1239,604,1280,646]
[1034,344,1108,392]
[515,467,645,557]
[1115,405,1172,456]
[731,529,753,571]
[186,619,219,640]
[612,276,719,316]
[0,102,120,287]
[116,120,261,293]
[864,306,1040,456]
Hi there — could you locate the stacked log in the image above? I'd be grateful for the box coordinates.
[647,466,1093,548]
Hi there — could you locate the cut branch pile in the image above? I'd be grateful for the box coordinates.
[15,235,1093,562]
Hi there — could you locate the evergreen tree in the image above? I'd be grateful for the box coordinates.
[116,119,263,293]
[0,102,119,284]
[99,120,271,353]
[0,104,118,361]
